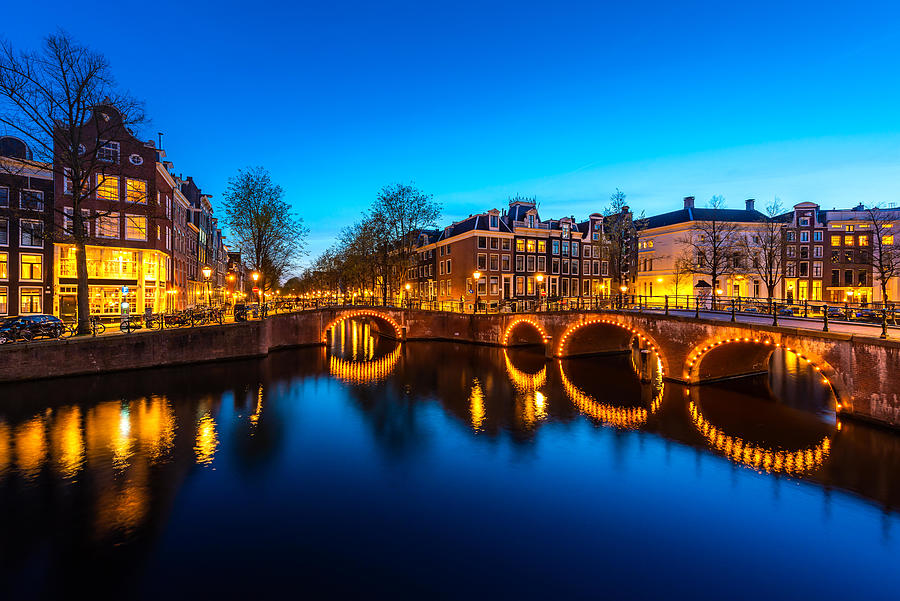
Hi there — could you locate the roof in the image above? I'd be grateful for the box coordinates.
[641,207,768,229]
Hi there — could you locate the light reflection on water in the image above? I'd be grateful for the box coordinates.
[0,317,897,600]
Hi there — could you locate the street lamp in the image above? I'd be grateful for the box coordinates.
[404,282,411,308]
[619,284,628,309]
[536,273,545,311]
[473,271,482,313]
[201,265,212,307]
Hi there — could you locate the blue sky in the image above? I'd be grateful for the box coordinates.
[5,1,900,267]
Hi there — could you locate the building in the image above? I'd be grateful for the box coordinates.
[52,105,173,321]
[180,176,227,306]
[636,197,769,299]
[0,136,54,317]
[408,198,627,309]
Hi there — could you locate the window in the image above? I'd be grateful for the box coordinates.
[831,235,841,246]
[98,214,119,238]
[859,235,869,246]
[551,257,559,274]
[439,261,444,275]
[552,240,560,255]
[846,225,854,232]
[489,276,499,296]
[528,215,535,228]
[0,252,6,278]
[516,239,525,252]
[886,235,895,245]
[446,259,451,274]
[859,270,867,286]
[98,141,120,163]
[800,230,809,242]
[572,260,579,275]
[490,214,499,229]
[20,189,43,211]
[20,220,43,247]
[583,260,590,274]
[0,286,6,314]
[572,242,579,256]
[562,242,569,256]
[786,246,796,258]
[844,236,854,246]
[537,240,546,253]
[572,278,580,297]
[845,270,853,285]
[126,179,147,204]
[0,186,7,207]
[799,262,809,277]
[812,281,822,301]
[592,260,600,275]
[526,239,536,253]
[97,175,119,201]
[526,255,535,272]
[813,262,822,277]
[477,253,487,270]
[20,287,41,314]
[478,236,487,249]
[562,259,569,275]
[490,238,499,250]
[125,215,147,240]
[440,246,445,257]
[800,246,809,259]
[844,250,853,263]
[814,231,823,241]
[501,255,511,271]
[537,256,546,272]
[20,254,42,280]
[501,238,510,251]
[477,278,487,295]
[799,217,810,226]
[786,231,796,242]
[490,254,499,271]
[786,263,795,277]
[814,245,823,258]
[601,261,609,276]
[515,255,525,272]
[0,219,6,245]
[515,276,524,296]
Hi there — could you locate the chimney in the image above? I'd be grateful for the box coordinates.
[683,196,695,209]
[745,198,755,211]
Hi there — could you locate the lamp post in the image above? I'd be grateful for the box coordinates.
[536,273,545,311]
[251,271,261,316]
[473,271,482,313]
[404,282,411,308]
[201,265,212,308]
[619,284,628,309]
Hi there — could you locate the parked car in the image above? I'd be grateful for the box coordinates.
[0,314,66,344]
[855,309,882,323]
[825,306,846,320]
[777,306,797,317]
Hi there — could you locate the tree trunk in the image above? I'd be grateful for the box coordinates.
[75,236,91,335]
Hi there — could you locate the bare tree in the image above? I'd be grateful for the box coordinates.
[0,31,147,331]
[220,166,307,293]
[604,188,638,290]
[370,183,441,303]
[671,253,693,302]
[864,206,900,304]
[739,198,786,306]
[679,195,742,309]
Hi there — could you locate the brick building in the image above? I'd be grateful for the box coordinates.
[0,136,54,317]
[51,105,173,321]
[408,198,627,309]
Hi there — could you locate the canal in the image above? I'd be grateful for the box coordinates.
[1,316,899,599]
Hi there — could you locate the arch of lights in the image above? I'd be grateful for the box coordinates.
[683,336,841,408]
[329,345,401,385]
[501,318,550,347]
[555,318,666,377]
[322,310,402,343]
[503,349,547,391]
[557,358,663,430]
[687,396,833,475]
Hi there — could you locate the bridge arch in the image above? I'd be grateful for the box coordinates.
[502,317,549,346]
[557,359,663,429]
[322,310,402,343]
[683,336,846,407]
[555,317,669,377]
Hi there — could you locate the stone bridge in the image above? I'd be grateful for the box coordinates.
[268,307,900,429]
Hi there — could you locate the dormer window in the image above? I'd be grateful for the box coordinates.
[490,214,499,229]
[528,215,535,228]
[799,217,810,226]
[562,223,570,239]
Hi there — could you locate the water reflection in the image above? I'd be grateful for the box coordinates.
[0,317,898,599]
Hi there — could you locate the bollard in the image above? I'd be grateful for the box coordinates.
[730,299,736,322]
[881,309,888,339]
[665,295,669,316]
[823,307,829,332]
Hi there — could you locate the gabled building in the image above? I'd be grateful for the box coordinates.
[0,136,54,317]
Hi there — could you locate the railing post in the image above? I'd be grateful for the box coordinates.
[881,308,888,339]
[664,295,669,316]
[772,301,778,326]
[823,307,829,332]
[730,299,736,322]
[804,299,808,318]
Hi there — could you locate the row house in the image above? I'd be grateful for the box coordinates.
[408,198,631,308]
[52,106,173,320]
[781,202,900,304]
[180,175,229,305]
[0,136,54,317]
[635,197,769,299]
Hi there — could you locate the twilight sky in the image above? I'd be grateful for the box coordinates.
[5,1,900,268]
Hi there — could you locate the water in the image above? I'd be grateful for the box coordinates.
[1,317,899,600]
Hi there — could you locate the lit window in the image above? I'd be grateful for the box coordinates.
[845,236,854,246]
[831,235,841,246]
[97,175,119,201]
[858,235,868,246]
[20,287,42,313]
[0,286,6,314]
[537,240,546,253]
[20,254,42,280]
[126,179,147,204]
[125,215,147,240]
[526,239,536,253]
[516,239,525,252]
[0,252,6,278]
